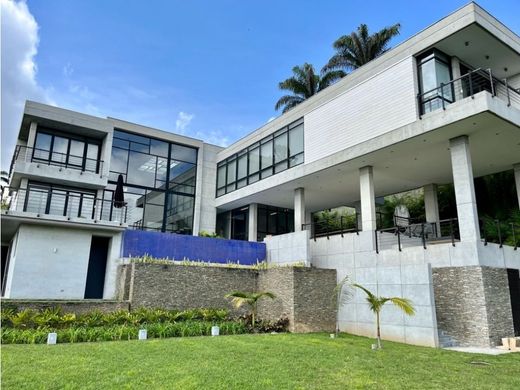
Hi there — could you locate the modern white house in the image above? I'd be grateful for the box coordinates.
[2,2,520,347]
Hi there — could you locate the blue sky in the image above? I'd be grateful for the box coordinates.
[2,0,519,169]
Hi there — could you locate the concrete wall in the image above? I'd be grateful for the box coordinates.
[432,266,515,347]
[4,224,122,300]
[305,57,417,164]
[309,233,439,347]
[119,263,336,332]
[264,230,310,266]
[196,144,222,234]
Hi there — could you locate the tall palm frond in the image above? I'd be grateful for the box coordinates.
[275,63,346,113]
[323,23,400,72]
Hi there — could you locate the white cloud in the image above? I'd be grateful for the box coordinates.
[1,0,52,170]
[175,111,194,133]
[194,130,230,147]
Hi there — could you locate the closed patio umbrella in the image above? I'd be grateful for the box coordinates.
[114,174,125,208]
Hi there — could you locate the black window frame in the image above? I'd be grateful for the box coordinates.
[216,118,304,197]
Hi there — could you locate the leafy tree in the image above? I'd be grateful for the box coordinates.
[350,283,415,349]
[323,23,401,72]
[225,291,275,327]
[275,63,345,113]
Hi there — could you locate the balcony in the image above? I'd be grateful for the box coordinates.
[417,68,520,116]
[3,186,127,226]
[9,146,106,188]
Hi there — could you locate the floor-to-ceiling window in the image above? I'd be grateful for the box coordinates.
[108,129,198,234]
[417,50,453,114]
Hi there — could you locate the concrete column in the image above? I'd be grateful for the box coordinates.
[359,166,376,231]
[26,122,38,161]
[451,57,463,101]
[294,188,305,232]
[514,164,520,210]
[248,203,258,242]
[449,136,480,242]
[424,184,440,236]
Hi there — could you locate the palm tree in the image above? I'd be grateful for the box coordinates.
[275,63,346,113]
[353,283,415,349]
[225,291,276,327]
[1,170,9,192]
[323,23,401,72]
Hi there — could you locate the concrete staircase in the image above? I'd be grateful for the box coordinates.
[438,330,459,348]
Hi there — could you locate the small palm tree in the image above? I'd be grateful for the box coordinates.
[275,63,345,113]
[323,23,400,72]
[225,291,275,327]
[353,283,415,349]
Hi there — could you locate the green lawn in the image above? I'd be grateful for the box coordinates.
[2,333,519,389]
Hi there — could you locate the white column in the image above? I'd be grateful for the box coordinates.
[294,188,305,232]
[424,184,440,236]
[359,166,376,231]
[26,122,38,161]
[514,164,520,210]
[451,56,463,101]
[248,203,258,242]
[449,136,480,242]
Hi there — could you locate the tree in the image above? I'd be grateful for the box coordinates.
[353,283,415,349]
[1,170,8,192]
[323,23,401,72]
[333,275,354,337]
[275,63,345,113]
[225,291,275,327]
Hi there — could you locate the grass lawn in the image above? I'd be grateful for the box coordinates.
[2,333,519,389]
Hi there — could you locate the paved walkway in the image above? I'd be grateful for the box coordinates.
[445,347,515,355]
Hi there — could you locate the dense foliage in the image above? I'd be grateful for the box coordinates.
[0,307,289,345]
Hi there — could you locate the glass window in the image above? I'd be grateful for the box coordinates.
[248,147,260,174]
[151,139,169,158]
[289,153,304,167]
[289,124,304,156]
[166,193,194,234]
[217,165,226,189]
[127,151,156,187]
[68,140,85,166]
[52,137,68,164]
[25,186,48,214]
[110,148,129,174]
[274,133,288,163]
[48,190,67,216]
[227,159,236,184]
[237,153,247,180]
[85,144,99,172]
[130,142,149,154]
[260,140,273,169]
[172,144,197,163]
[34,133,52,160]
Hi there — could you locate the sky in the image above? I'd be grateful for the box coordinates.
[1,0,519,170]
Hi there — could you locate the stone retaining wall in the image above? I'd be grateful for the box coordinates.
[1,299,130,314]
[432,266,515,347]
[118,263,337,332]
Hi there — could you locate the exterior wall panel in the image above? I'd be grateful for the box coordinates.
[305,57,417,163]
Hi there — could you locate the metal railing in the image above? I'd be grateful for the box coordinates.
[4,187,127,224]
[375,218,459,253]
[481,218,519,250]
[418,68,520,116]
[10,145,103,177]
[302,214,359,241]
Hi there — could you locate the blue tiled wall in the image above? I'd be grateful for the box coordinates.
[121,230,266,265]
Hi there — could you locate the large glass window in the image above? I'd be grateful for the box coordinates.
[256,205,294,241]
[418,50,453,114]
[32,129,101,173]
[216,118,304,196]
[109,129,198,234]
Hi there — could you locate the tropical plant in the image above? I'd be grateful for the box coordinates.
[275,63,345,113]
[1,170,9,191]
[225,291,276,327]
[353,283,415,349]
[323,23,401,72]
[333,275,354,337]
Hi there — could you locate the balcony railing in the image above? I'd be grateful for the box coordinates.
[9,145,104,177]
[3,187,127,224]
[418,68,520,116]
